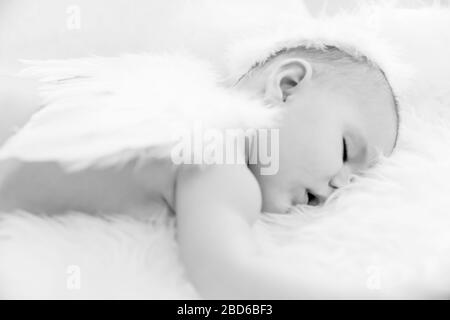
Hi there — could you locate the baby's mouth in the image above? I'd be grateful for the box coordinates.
[289,190,322,209]
[306,191,321,206]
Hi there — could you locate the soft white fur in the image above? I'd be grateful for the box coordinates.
[1,5,450,299]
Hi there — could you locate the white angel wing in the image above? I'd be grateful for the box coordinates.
[0,54,278,170]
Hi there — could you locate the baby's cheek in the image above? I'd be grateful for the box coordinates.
[301,149,341,185]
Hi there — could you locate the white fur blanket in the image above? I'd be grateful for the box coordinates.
[1,5,450,299]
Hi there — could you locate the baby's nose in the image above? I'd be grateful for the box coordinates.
[329,166,352,189]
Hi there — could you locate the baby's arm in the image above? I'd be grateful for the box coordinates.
[176,164,321,299]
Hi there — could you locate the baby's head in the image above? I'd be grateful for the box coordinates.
[237,46,398,212]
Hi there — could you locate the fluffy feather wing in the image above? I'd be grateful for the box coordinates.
[0,54,277,170]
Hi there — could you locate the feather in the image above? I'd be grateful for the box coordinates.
[0,54,279,170]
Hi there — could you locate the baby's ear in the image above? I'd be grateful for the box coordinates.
[264,58,312,104]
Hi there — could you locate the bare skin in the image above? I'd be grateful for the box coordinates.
[174,53,397,298]
[0,48,397,298]
[0,159,176,215]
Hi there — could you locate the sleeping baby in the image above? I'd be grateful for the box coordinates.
[0,39,399,298]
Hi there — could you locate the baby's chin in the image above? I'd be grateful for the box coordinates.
[260,185,316,213]
[256,177,309,213]
[261,195,305,214]
[262,202,290,214]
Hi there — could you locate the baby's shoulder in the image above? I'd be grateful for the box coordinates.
[175,164,262,215]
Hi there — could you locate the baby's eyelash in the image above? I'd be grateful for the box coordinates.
[343,138,348,162]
